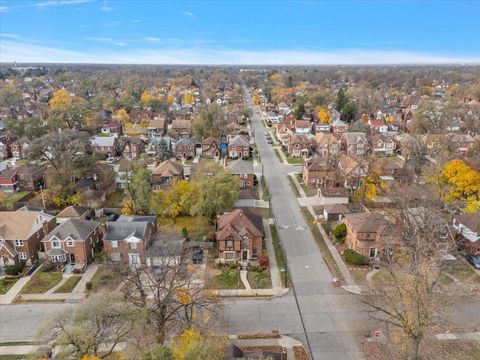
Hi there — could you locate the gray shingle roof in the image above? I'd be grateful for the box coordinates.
[104,222,149,241]
[42,219,99,242]
[227,159,254,175]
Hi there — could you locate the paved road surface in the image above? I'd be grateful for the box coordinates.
[238,88,370,359]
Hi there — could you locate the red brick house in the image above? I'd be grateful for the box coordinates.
[0,211,56,266]
[152,160,184,190]
[216,208,264,263]
[302,157,339,188]
[227,159,255,189]
[201,137,222,159]
[228,135,250,158]
[103,216,156,266]
[41,219,102,266]
[175,137,197,159]
[287,134,313,158]
[17,163,47,191]
[0,167,19,193]
[10,136,31,159]
[119,137,144,159]
[453,213,480,256]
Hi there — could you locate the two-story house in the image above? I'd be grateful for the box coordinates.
[228,135,250,159]
[287,134,313,158]
[201,137,222,159]
[171,119,192,138]
[0,210,56,266]
[0,167,19,193]
[119,137,144,160]
[90,136,119,157]
[41,219,102,266]
[344,212,400,258]
[302,156,339,188]
[103,216,156,266]
[341,132,369,157]
[453,213,480,256]
[331,119,348,138]
[16,163,47,191]
[314,133,341,157]
[175,137,197,159]
[10,136,31,159]
[216,208,264,263]
[227,159,255,189]
[369,134,396,156]
[152,160,184,190]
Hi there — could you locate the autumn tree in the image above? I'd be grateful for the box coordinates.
[40,293,146,359]
[171,328,226,360]
[190,162,239,221]
[362,184,455,360]
[183,92,194,105]
[0,84,23,114]
[316,106,331,124]
[122,161,152,215]
[440,159,480,212]
[150,180,198,219]
[119,254,219,345]
[48,89,87,129]
[113,108,130,127]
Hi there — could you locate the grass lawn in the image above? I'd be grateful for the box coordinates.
[273,148,284,163]
[22,270,63,294]
[370,270,394,286]
[0,341,38,346]
[295,174,317,197]
[211,268,244,289]
[89,265,120,292]
[158,216,213,241]
[0,278,18,295]
[281,149,304,165]
[445,260,480,283]
[54,275,81,293]
[287,175,301,197]
[1,191,31,210]
[300,207,344,282]
[270,224,289,287]
[248,269,272,289]
[260,175,270,201]
[0,355,27,359]
[184,159,193,165]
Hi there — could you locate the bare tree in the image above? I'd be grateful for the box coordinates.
[117,252,219,345]
[362,184,455,360]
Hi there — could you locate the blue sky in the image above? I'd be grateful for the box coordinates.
[1,0,479,64]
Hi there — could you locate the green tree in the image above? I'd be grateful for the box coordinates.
[0,84,23,113]
[158,139,172,162]
[333,223,347,240]
[341,103,358,123]
[5,117,46,138]
[294,102,305,120]
[190,162,239,221]
[335,87,349,112]
[122,161,152,215]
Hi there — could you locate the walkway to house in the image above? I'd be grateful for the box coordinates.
[72,264,99,293]
[0,263,44,305]
[215,219,287,298]
[288,172,356,287]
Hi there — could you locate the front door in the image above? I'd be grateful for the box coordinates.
[369,248,377,258]
[242,249,248,261]
[69,253,75,264]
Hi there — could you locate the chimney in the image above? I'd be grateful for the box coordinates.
[42,219,50,236]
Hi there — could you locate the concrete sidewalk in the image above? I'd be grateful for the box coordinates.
[0,263,44,305]
[72,263,99,293]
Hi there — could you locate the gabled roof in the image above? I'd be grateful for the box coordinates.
[217,208,264,240]
[0,211,55,240]
[343,132,367,144]
[229,135,250,147]
[227,159,254,175]
[57,205,91,218]
[304,157,335,172]
[176,137,197,147]
[42,219,99,242]
[104,221,150,241]
[344,212,394,233]
[91,136,116,147]
[153,160,183,177]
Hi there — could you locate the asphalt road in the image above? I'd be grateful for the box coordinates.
[238,88,370,359]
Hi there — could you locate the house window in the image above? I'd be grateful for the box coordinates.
[51,255,66,262]
[67,241,74,247]
[15,240,24,246]
[129,242,137,250]
[226,240,233,248]
[19,252,27,260]
[52,241,61,248]
[225,251,235,260]
[356,247,365,254]
[111,241,118,248]
[252,248,258,260]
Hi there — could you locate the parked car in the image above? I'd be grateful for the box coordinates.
[192,246,203,264]
[267,139,272,144]
[466,255,480,270]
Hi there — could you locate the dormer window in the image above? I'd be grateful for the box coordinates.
[15,240,24,246]
[52,241,61,248]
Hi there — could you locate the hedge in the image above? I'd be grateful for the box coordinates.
[343,249,368,265]
[6,261,26,276]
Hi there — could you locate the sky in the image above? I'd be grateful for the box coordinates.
[1,0,480,65]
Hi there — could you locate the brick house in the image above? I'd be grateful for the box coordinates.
[147,118,166,136]
[101,121,123,136]
[175,137,197,159]
[227,159,255,189]
[341,132,369,157]
[90,136,119,157]
[103,216,156,266]
[287,134,313,158]
[313,133,341,157]
[453,213,480,256]
[152,160,184,190]
[10,136,31,159]
[369,134,396,156]
[119,137,144,159]
[302,157,339,188]
[216,208,264,262]
[343,212,400,258]
[0,211,56,266]
[17,163,47,191]
[171,119,192,138]
[201,137,222,159]
[331,119,348,138]
[228,135,250,159]
[275,124,294,145]
[0,167,19,193]
[41,219,102,265]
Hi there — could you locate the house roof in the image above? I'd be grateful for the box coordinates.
[343,132,367,145]
[153,160,183,177]
[314,133,338,145]
[16,163,46,176]
[0,211,55,240]
[104,221,149,241]
[117,215,157,225]
[323,203,351,215]
[319,187,349,198]
[91,136,116,147]
[176,137,197,147]
[455,213,480,233]
[289,134,312,145]
[227,159,254,175]
[344,212,394,234]
[0,167,18,179]
[148,119,165,129]
[171,119,192,130]
[57,205,91,218]
[42,219,99,242]
[295,120,311,129]
[229,135,250,147]
[331,119,347,127]
[304,157,335,172]
[217,208,264,240]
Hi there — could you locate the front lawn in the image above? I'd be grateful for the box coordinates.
[281,149,305,165]
[88,265,120,292]
[211,268,244,289]
[445,260,480,284]
[248,268,272,289]
[22,270,63,294]
[54,275,81,293]
[158,216,213,241]
[0,278,18,295]
[295,173,318,197]
[273,148,284,163]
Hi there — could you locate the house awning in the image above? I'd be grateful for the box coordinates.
[46,248,68,256]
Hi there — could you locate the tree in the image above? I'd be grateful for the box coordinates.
[0,84,23,114]
[316,106,331,124]
[0,191,7,208]
[183,92,194,105]
[122,161,152,215]
[150,180,198,219]
[333,223,347,241]
[440,160,480,212]
[48,89,87,129]
[294,102,305,120]
[158,139,172,162]
[113,108,130,127]
[341,102,357,123]
[335,87,349,112]
[361,184,455,360]
[119,255,219,345]
[4,117,46,138]
[26,130,92,201]
[171,329,226,360]
[40,293,146,359]
[190,162,239,221]
[285,75,294,88]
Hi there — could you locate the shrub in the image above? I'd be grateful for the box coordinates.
[85,281,93,291]
[258,255,269,268]
[333,223,347,240]
[5,260,26,276]
[42,262,56,273]
[181,227,189,241]
[249,265,264,273]
[229,262,239,269]
[343,249,368,265]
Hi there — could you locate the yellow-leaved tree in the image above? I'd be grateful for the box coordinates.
[440,159,480,213]
[171,329,226,360]
[316,106,331,124]
[140,90,154,106]
[183,92,194,105]
[48,89,87,129]
[113,108,129,126]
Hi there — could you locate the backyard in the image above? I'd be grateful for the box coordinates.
[158,216,213,241]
